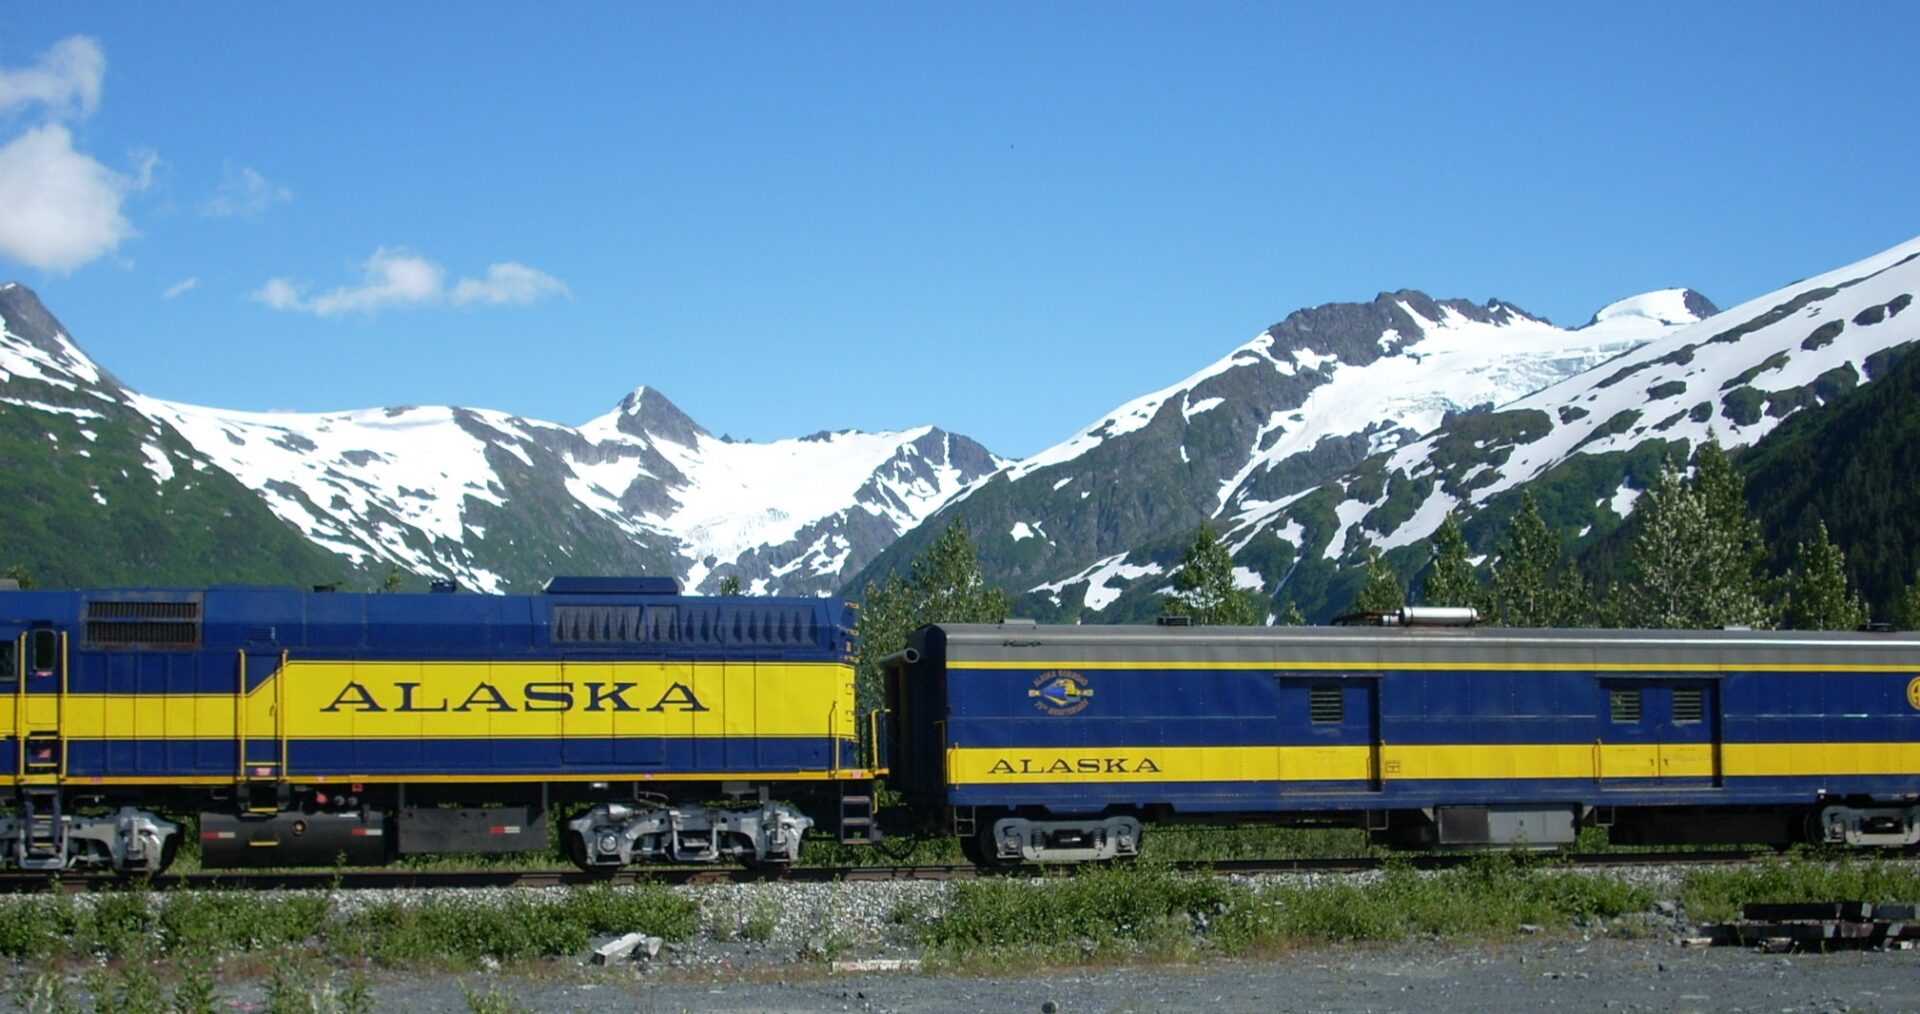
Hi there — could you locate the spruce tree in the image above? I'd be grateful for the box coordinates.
[1784,520,1869,630]
[1420,512,1479,608]
[717,575,743,596]
[1279,601,1308,627]
[1614,448,1774,629]
[1486,492,1576,627]
[1897,571,1920,631]
[1163,524,1261,626]
[855,520,1009,713]
[1353,548,1406,614]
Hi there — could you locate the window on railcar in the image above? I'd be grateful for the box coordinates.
[1609,689,1642,723]
[1672,687,1705,723]
[0,640,14,685]
[1309,685,1345,724]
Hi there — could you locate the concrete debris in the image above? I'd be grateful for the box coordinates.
[827,958,923,973]
[591,932,663,965]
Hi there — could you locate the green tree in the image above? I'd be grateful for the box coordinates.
[2,565,35,589]
[854,520,1009,714]
[1352,547,1406,614]
[1897,571,1920,631]
[380,566,405,593]
[1162,524,1261,626]
[716,575,743,596]
[1783,520,1869,630]
[1485,491,1581,627]
[1420,512,1478,608]
[1611,446,1773,629]
[1278,600,1308,627]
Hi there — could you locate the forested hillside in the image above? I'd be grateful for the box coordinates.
[1742,340,1919,614]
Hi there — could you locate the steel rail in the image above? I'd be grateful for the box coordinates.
[0,847,1888,893]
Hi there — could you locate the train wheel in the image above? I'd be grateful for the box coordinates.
[565,831,619,876]
[959,824,1018,869]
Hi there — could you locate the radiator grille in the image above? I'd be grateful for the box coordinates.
[85,600,201,648]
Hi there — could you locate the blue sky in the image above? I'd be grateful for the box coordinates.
[2,4,1916,458]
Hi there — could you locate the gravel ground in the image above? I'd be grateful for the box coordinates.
[131,936,1920,1012]
[9,865,1920,1011]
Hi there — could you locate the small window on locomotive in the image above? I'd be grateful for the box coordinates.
[29,629,57,676]
[1309,685,1345,724]
[0,640,14,684]
[1672,687,1705,724]
[1609,688,1642,723]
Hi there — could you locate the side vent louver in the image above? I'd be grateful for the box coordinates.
[86,600,202,648]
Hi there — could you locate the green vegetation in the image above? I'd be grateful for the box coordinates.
[1484,491,1585,627]
[0,882,696,967]
[1351,547,1405,614]
[908,855,1652,962]
[1680,857,1920,923]
[854,519,1009,713]
[1782,520,1869,630]
[1162,523,1261,625]
[1604,439,1773,629]
[1418,511,1478,607]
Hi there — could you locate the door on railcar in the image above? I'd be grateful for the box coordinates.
[1275,676,1382,794]
[8,627,65,780]
[1597,679,1720,789]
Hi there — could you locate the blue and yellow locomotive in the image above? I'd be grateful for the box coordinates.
[0,577,874,873]
[885,614,1920,863]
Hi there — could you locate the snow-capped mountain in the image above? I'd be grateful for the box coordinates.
[853,284,1717,616]
[896,233,1914,623]
[0,285,1002,593]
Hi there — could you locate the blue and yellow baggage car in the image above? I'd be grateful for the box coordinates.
[886,616,1920,863]
[0,577,874,873]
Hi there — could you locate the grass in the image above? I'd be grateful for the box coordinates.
[1680,855,1920,923]
[909,853,1655,962]
[0,881,697,968]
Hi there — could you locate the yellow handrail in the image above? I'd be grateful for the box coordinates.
[277,649,289,778]
[57,632,67,779]
[236,650,247,780]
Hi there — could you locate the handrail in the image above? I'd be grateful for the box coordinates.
[236,650,247,781]
[57,632,67,779]
[277,649,289,780]
[12,634,22,786]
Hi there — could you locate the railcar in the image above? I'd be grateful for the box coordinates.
[0,578,877,874]
[884,615,1920,864]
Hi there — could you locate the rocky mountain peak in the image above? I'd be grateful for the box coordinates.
[600,385,708,446]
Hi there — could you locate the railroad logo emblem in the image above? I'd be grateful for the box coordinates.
[1029,670,1093,715]
[1907,677,1920,712]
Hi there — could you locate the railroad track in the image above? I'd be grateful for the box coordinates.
[0,847,1868,893]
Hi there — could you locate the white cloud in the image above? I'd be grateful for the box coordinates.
[162,277,198,299]
[0,36,105,120]
[253,247,568,316]
[450,262,570,305]
[201,165,291,219]
[129,148,160,191]
[0,123,135,272]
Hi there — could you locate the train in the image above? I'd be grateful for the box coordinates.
[884,615,1920,863]
[2,576,1918,874]
[0,577,871,874]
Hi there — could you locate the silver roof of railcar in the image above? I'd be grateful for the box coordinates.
[924,622,1920,670]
